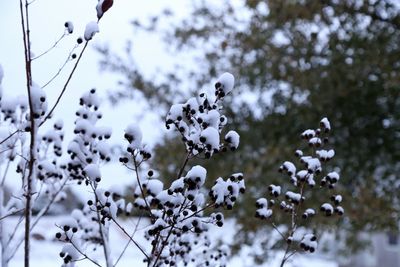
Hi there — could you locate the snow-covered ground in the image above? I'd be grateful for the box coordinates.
[4,216,337,267]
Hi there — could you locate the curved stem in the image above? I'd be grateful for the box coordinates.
[31,33,66,61]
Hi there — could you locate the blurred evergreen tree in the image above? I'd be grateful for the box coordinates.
[99,0,400,260]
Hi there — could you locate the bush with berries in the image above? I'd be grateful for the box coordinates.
[255,118,344,266]
[0,1,343,267]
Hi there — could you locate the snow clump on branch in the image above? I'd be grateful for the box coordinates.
[57,72,244,267]
[84,21,99,41]
[256,118,344,264]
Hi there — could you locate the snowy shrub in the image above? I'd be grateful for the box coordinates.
[0,1,346,267]
[255,118,344,266]
[0,1,111,267]
[54,71,244,266]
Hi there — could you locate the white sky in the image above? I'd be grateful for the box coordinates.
[0,0,189,189]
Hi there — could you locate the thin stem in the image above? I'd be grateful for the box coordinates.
[90,183,149,261]
[111,217,149,260]
[284,250,297,262]
[90,184,112,267]
[19,1,35,266]
[0,208,24,221]
[7,178,69,262]
[0,130,19,146]
[67,235,101,267]
[280,244,291,267]
[97,205,112,267]
[40,41,89,126]
[177,152,190,179]
[6,214,24,247]
[41,44,79,89]
[132,156,152,215]
[270,222,286,240]
[278,180,307,267]
[181,203,215,221]
[0,146,17,155]
[149,151,191,261]
[31,33,66,61]
[41,53,71,88]
[0,156,12,186]
[151,224,175,267]
[31,178,68,229]
[113,216,142,267]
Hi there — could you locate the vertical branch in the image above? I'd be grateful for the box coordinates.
[5,179,68,263]
[93,189,112,267]
[279,181,306,267]
[19,1,35,266]
[149,152,191,267]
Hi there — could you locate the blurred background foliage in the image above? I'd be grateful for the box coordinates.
[98,0,400,261]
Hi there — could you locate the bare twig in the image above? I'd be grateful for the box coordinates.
[177,152,190,179]
[31,178,68,229]
[66,233,102,267]
[278,180,306,267]
[270,223,286,240]
[181,203,215,221]
[132,156,152,215]
[87,182,113,267]
[31,33,66,61]
[149,151,191,262]
[6,214,25,248]
[0,154,13,186]
[113,215,143,267]
[94,192,113,267]
[40,41,89,126]
[0,209,24,221]
[41,55,71,88]
[41,44,79,88]
[111,217,149,260]
[0,130,20,146]
[151,224,175,267]
[19,1,35,266]
[7,178,69,262]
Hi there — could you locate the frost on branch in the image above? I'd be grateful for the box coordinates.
[66,88,111,186]
[57,73,243,267]
[31,83,48,119]
[123,72,243,266]
[124,124,143,150]
[215,72,235,97]
[165,72,240,159]
[84,21,99,41]
[56,89,115,266]
[0,67,71,265]
[225,130,240,150]
[256,118,343,264]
